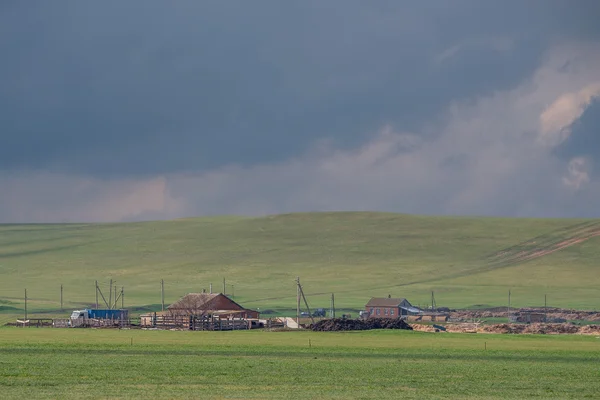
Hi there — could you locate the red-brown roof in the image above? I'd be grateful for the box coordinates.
[168,293,244,310]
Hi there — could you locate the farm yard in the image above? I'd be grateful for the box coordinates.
[1,328,599,399]
[2,212,600,398]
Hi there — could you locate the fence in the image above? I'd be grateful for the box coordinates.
[141,314,258,331]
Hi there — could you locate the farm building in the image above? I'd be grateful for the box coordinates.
[364,296,449,321]
[140,293,260,328]
[167,292,259,319]
[365,297,421,318]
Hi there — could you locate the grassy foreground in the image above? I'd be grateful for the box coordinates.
[1,212,600,314]
[0,328,599,399]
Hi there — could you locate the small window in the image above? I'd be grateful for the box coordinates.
[391,309,394,316]
[370,308,373,313]
[376,308,380,315]
[384,308,388,315]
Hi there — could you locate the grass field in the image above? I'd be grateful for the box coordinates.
[0,328,599,399]
[1,212,600,317]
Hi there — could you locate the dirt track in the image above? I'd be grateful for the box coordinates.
[488,221,600,267]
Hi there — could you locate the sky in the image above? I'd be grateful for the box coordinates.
[1,0,600,222]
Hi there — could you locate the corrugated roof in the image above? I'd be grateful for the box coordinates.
[167,292,254,313]
[400,306,422,314]
[365,297,407,307]
[167,293,220,310]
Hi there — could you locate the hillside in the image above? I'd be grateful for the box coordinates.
[1,212,599,316]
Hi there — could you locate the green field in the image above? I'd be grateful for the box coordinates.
[1,212,600,318]
[0,328,599,399]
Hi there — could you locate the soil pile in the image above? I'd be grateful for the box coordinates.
[524,323,580,334]
[479,323,584,334]
[311,318,413,332]
[450,307,600,322]
[578,325,600,335]
[413,322,600,335]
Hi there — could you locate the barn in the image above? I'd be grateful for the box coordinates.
[140,293,259,328]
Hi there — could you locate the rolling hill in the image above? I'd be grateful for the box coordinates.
[1,212,599,317]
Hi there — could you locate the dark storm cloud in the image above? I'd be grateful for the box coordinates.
[2,0,598,177]
[1,1,600,222]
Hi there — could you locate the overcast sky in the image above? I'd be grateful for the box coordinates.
[1,0,600,222]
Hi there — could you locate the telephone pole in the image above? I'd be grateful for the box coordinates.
[330,293,335,318]
[297,278,315,325]
[223,278,226,295]
[508,289,511,322]
[95,281,99,309]
[121,287,124,309]
[109,279,113,310]
[60,284,63,311]
[114,285,118,309]
[161,279,165,311]
[296,277,300,326]
[24,289,28,320]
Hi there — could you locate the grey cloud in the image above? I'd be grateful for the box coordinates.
[2,42,600,222]
[1,1,600,222]
[2,1,599,178]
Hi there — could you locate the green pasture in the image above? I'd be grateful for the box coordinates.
[0,328,599,399]
[1,212,600,316]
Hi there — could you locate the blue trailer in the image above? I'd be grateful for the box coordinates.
[87,309,129,320]
[70,309,129,327]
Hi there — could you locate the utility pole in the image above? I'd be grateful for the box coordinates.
[114,285,118,309]
[24,289,27,320]
[296,277,300,326]
[95,281,99,309]
[508,289,511,323]
[431,291,436,311]
[544,294,547,322]
[60,284,63,311]
[223,278,226,295]
[330,293,335,318]
[121,287,124,309]
[231,284,235,299]
[210,283,213,294]
[109,279,113,310]
[297,278,315,325]
[161,279,165,311]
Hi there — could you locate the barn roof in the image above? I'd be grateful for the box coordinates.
[167,292,247,311]
[365,297,410,307]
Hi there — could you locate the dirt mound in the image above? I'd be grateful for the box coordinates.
[450,307,600,322]
[411,324,436,332]
[480,323,583,334]
[480,324,525,334]
[311,318,413,332]
[522,323,580,334]
[410,322,600,335]
[578,325,600,335]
